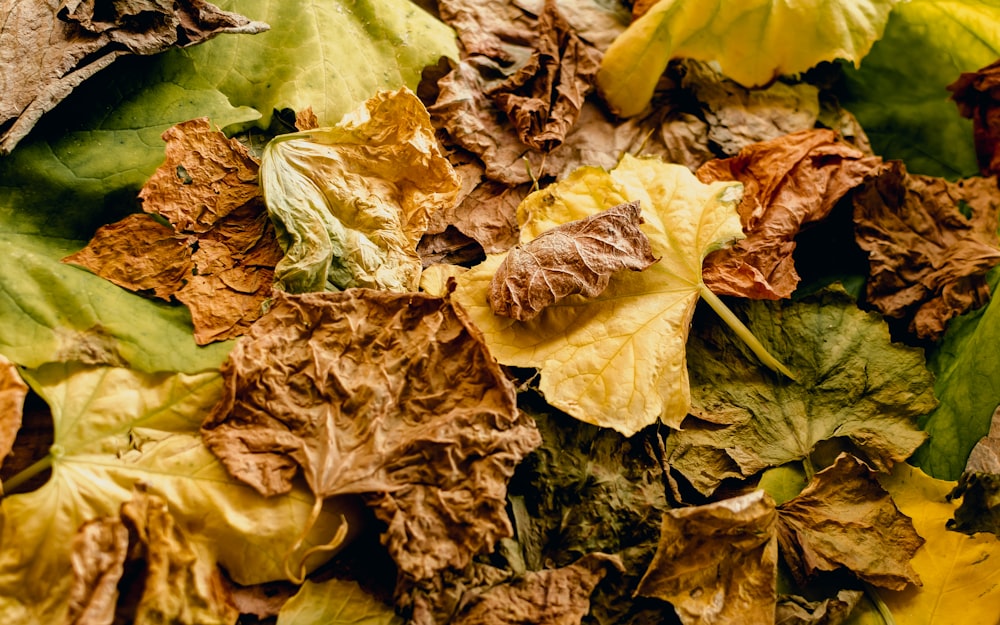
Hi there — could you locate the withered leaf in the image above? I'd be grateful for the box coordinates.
[949,58,1000,176]
[949,405,1000,536]
[635,490,778,625]
[776,454,924,590]
[201,289,541,583]
[697,129,879,299]
[853,160,1000,340]
[489,201,657,321]
[65,517,129,625]
[0,0,267,154]
[438,0,537,62]
[0,354,28,470]
[774,590,863,625]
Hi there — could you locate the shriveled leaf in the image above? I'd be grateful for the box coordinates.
[0,0,266,154]
[853,160,1000,340]
[667,288,935,496]
[277,578,402,625]
[948,405,1000,535]
[698,129,879,299]
[777,454,923,590]
[0,354,28,468]
[65,517,129,625]
[201,289,541,583]
[950,58,1000,176]
[597,0,902,117]
[775,590,863,625]
[489,201,657,321]
[0,364,345,625]
[452,155,745,435]
[635,490,778,625]
[260,88,460,293]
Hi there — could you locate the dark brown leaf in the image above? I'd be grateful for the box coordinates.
[949,58,1000,176]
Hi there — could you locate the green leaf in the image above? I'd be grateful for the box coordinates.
[0,363,346,625]
[838,0,1000,179]
[277,578,402,625]
[184,0,459,128]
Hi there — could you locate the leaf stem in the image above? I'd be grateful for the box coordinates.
[864,582,896,625]
[698,284,797,381]
[1,452,53,496]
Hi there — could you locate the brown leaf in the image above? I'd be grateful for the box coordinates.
[451,554,624,625]
[635,490,778,625]
[853,160,1000,339]
[948,405,1000,535]
[697,129,880,299]
[438,0,536,61]
[0,0,267,154]
[774,590,863,625]
[0,354,28,470]
[949,58,1000,176]
[66,517,129,625]
[201,289,541,583]
[777,454,924,590]
[294,107,320,131]
[489,201,658,321]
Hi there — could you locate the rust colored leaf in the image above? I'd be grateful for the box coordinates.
[0,0,267,154]
[777,454,923,591]
[489,201,657,321]
[65,518,129,625]
[0,354,28,470]
[697,129,880,299]
[201,289,541,583]
[636,490,778,625]
[853,160,1000,340]
[294,107,320,131]
[949,58,1000,176]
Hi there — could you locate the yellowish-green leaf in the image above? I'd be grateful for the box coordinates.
[277,578,402,625]
[597,0,902,117]
[452,155,744,435]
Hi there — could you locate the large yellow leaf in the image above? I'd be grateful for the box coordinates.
[597,0,902,117]
[451,155,744,435]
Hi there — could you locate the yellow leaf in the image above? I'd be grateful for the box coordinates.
[452,155,744,435]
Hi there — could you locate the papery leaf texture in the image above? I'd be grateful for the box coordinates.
[597,0,902,117]
[452,154,745,435]
[0,354,27,468]
[948,405,1000,535]
[0,363,344,625]
[259,88,460,293]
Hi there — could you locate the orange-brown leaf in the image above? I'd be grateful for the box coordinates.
[0,354,28,471]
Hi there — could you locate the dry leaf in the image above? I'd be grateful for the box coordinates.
[65,517,129,625]
[853,160,1000,339]
[949,405,1000,535]
[949,58,1000,176]
[774,590,863,625]
[0,354,28,469]
[489,201,657,321]
[0,0,267,154]
[697,129,879,299]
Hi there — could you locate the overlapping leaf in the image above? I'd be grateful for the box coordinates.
[950,57,1000,175]
[0,355,26,469]
[948,405,1000,535]
[277,578,402,625]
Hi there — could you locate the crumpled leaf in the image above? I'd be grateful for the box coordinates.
[775,590,863,625]
[777,454,923,590]
[0,0,266,154]
[950,57,1000,176]
[200,289,541,585]
[0,363,345,625]
[277,578,402,625]
[698,129,879,299]
[853,160,1000,340]
[489,201,657,321]
[597,0,902,117]
[0,354,28,470]
[65,514,129,625]
[666,288,935,496]
[259,88,460,293]
[451,553,624,625]
[635,490,779,625]
[452,154,745,435]
[948,405,1000,535]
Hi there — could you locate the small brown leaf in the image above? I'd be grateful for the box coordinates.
[489,201,658,321]
[774,590,863,625]
[777,454,924,590]
[949,58,1000,176]
[65,518,129,625]
[949,405,1000,536]
[0,354,28,470]
[853,160,1000,339]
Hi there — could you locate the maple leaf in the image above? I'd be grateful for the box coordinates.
[0,355,27,474]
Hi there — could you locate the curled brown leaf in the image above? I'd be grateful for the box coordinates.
[949,58,1000,176]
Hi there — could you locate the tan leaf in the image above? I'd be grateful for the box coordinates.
[0,0,267,154]
[697,129,879,299]
[201,289,541,583]
[853,160,1000,339]
[774,590,863,625]
[489,201,657,321]
[65,517,129,625]
[0,354,28,469]
[777,454,923,590]
[635,490,778,625]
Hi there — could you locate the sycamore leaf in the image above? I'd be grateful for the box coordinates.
[948,405,1000,535]
[635,490,779,625]
[453,155,751,435]
[596,0,902,117]
[853,160,1000,340]
[0,355,27,470]
[667,288,935,496]
[489,201,658,321]
[698,129,880,299]
[277,578,402,625]
[184,0,458,129]
[259,88,460,293]
[0,0,266,154]
[0,363,345,625]
[776,454,923,590]
[201,289,541,585]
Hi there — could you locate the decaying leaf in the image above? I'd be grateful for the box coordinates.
[0,0,267,155]
[489,201,657,321]
[0,354,28,470]
[776,454,923,590]
[853,160,1000,340]
[635,490,779,625]
[201,289,540,586]
[667,288,935,496]
[697,129,879,299]
[452,154,746,435]
[948,404,1000,535]
[65,515,129,625]
[775,590,863,625]
[949,57,1000,176]
[260,88,460,293]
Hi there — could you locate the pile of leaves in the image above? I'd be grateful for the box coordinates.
[3,0,1000,624]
